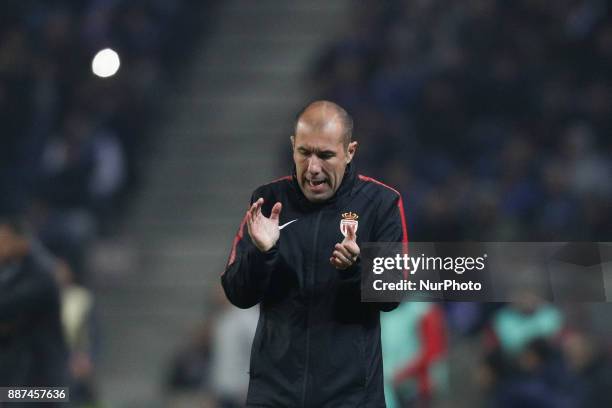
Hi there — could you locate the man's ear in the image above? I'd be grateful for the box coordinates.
[346,141,358,163]
[290,135,295,151]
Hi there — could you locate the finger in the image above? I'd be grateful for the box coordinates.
[248,198,261,210]
[343,241,360,258]
[333,250,352,266]
[252,197,263,211]
[332,256,350,269]
[270,202,282,221]
[245,211,253,235]
[255,198,263,218]
[347,224,357,241]
[249,200,259,219]
[335,243,353,260]
[330,256,338,268]
[330,257,345,269]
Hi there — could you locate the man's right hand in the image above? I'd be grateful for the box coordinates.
[246,198,282,252]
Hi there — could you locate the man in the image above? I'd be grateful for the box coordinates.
[221,101,408,407]
[0,216,69,399]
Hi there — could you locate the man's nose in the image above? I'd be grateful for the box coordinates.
[307,156,322,174]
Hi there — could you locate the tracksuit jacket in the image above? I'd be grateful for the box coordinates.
[0,250,68,394]
[221,164,408,407]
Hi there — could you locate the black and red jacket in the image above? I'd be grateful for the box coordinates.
[221,163,408,408]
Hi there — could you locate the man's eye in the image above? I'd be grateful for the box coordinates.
[319,153,334,160]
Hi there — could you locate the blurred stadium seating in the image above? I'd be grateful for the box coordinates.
[307,2,612,406]
[309,0,611,243]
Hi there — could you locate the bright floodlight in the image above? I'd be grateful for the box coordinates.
[92,48,120,78]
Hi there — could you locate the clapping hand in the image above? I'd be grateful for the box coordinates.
[330,224,360,270]
[246,198,282,252]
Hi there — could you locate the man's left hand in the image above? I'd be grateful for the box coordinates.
[330,225,360,270]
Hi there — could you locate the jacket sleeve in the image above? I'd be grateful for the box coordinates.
[221,192,282,309]
[338,192,408,312]
[373,192,408,311]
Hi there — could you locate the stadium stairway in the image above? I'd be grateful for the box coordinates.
[93,1,348,406]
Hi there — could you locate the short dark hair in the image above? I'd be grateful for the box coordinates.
[294,100,354,148]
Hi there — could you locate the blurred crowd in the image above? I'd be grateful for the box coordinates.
[310,0,611,242]
[0,1,208,406]
[307,0,612,407]
[1,0,207,277]
[473,298,612,408]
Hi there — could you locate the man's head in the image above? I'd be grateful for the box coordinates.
[291,101,357,203]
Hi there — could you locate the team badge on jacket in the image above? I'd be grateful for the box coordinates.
[340,212,359,237]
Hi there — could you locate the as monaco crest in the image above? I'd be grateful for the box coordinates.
[340,212,359,237]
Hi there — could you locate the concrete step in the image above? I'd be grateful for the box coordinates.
[142,168,276,200]
[130,215,237,236]
[224,0,347,13]
[133,189,254,217]
[173,105,300,132]
[220,6,344,35]
[134,234,232,258]
[96,312,200,385]
[157,129,291,147]
[149,155,270,175]
[172,94,303,119]
[201,34,323,63]
[187,78,304,99]
[136,184,219,199]
[148,136,289,162]
[97,283,208,303]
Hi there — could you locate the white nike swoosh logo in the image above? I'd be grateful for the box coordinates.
[279,219,298,230]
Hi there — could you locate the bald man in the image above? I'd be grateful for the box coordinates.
[222,101,408,407]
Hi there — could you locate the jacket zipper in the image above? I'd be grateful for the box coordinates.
[301,210,323,408]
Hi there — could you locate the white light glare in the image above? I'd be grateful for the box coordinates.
[92,48,120,78]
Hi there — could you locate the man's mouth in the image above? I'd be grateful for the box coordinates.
[306,178,328,189]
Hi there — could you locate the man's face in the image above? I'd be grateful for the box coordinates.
[292,120,356,203]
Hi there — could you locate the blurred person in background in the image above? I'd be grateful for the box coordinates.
[476,291,567,407]
[0,215,68,399]
[490,339,575,408]
[211,287,258,408]
[222,101,407,407]
[166,320,215,408]
[53,259,100,407]
[35,109,125,282]
[492,292,563,356]
[562,331,612,407]
[381,302,448,408]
